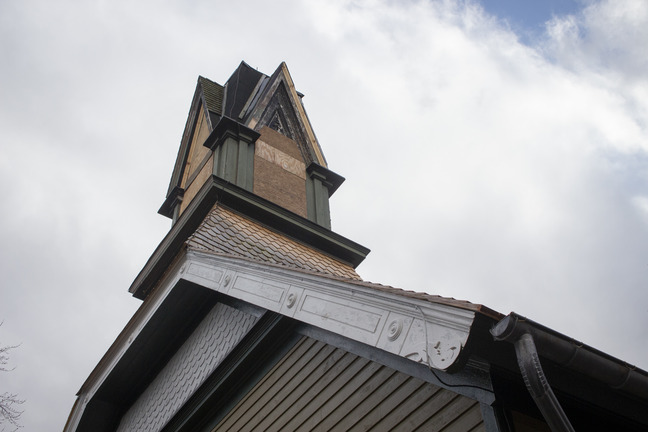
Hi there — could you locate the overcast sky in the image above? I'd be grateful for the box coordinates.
[1,0,647,430]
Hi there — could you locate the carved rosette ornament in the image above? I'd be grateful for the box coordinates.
[387,320,403,341]
[286,293,297,309]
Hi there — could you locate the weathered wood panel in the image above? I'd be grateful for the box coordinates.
[180,154,213,215]
[179,103,214,216]
[181,104,212,189]
[213,337,483,431]
[253,127,308,218]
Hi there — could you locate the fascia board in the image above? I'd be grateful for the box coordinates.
[165,80,205,199]
[182,249,475,371]
[70,255,188,425]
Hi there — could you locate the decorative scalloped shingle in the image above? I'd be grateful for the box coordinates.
[186,205,361,280]
[115,303,258,432]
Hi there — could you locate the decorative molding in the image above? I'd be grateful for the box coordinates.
[182,250,475,371]
[387,319,403,341]
[286,293,297,309]
[268,110,289,137]
[67,248,478,431]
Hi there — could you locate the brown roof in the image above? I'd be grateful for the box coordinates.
[344,279,504,320]
[186,204,361,280]
[186,203,499,319]
[187,205,499,319]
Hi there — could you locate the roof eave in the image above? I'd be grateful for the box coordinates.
[130,175,371,300]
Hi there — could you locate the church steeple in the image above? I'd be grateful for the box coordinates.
[134,62,369,300]
[160,61,343,229]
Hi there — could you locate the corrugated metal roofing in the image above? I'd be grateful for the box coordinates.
[186,204,361,280]
[198,76,224,116]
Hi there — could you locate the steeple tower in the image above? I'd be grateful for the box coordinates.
[160,61,343,229]
[131,62,369,300]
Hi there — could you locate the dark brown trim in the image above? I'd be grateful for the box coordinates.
[158,186,185,219]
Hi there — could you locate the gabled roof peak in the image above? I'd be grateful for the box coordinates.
[245,62,327,167]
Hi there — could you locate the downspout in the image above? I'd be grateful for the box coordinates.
[491,315,575,432]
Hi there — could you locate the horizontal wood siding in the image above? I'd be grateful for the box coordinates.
[213,337,483,431]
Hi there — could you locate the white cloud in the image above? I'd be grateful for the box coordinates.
[1,0,647,430]
[306,0,648,364]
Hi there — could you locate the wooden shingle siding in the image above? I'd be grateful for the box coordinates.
[186,206,361,280]
[213,337,483,431]
[115,303,258,432]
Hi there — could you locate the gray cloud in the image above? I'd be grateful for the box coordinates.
[0,0,646,430]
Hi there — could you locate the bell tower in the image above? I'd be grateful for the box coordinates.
[159,61,343,230]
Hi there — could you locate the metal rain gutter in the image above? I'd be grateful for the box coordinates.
[512,331,574,431]
[491,314,576,432]
[491,312,648,431]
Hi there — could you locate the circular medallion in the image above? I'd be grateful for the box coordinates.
[387,320,403,341]
[286,293,297,308]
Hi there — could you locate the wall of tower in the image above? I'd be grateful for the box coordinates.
[253,126,308,218]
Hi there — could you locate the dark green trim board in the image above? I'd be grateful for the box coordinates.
[206,116,259,192]
[305,162,344,229]
[159,186,185,219]
[130,175,370,299]
[204,116,260,151]
[306,162,344,196]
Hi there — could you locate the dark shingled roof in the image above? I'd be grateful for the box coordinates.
[198,76,224,116]
[223,61,264,119]
[186,205,361,280]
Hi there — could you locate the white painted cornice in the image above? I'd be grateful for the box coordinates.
[182,250,476,371]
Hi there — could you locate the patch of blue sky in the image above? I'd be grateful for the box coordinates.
[478,0,584,44]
